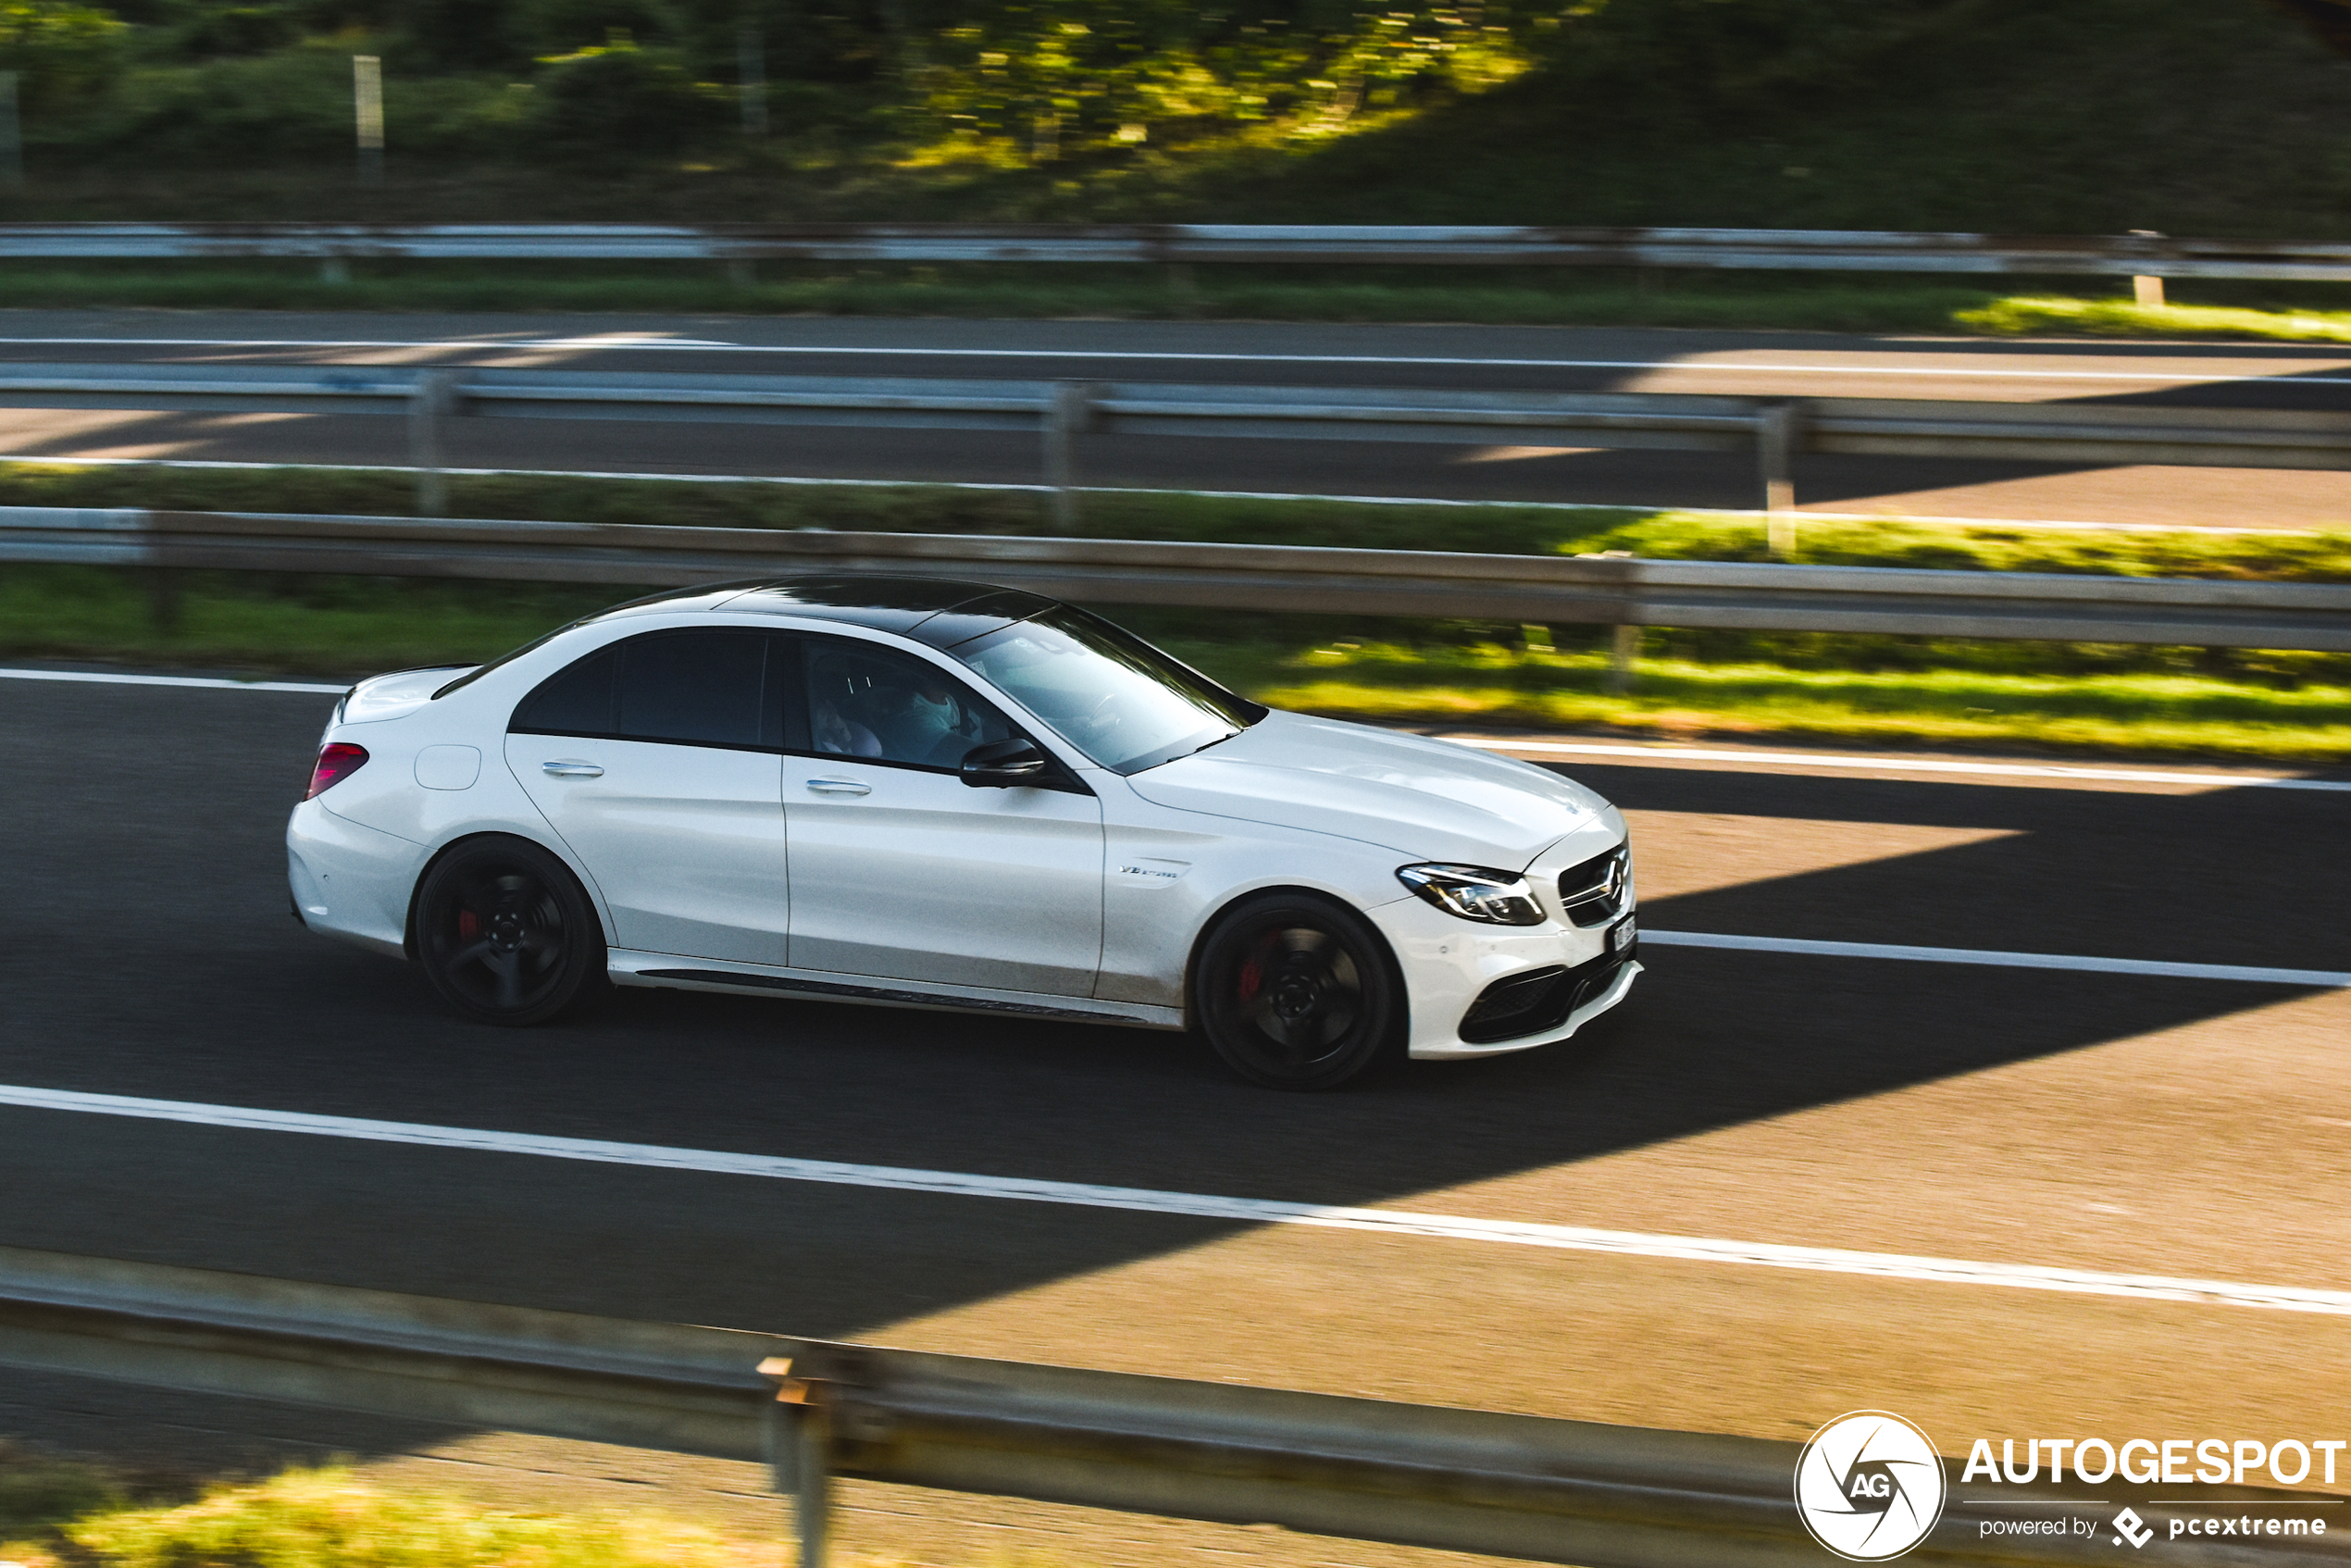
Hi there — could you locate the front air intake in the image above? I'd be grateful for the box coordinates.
[1458,949,1629,1045]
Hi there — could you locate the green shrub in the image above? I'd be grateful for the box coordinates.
[175,2,300,58]
[528,36,725,153]
[0,0,129,113]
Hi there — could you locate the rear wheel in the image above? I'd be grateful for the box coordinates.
[1195,893,1401,1090]
[415,838,603,1026]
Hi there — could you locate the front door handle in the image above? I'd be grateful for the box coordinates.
[805,777,872,796]
[543,760,603,778]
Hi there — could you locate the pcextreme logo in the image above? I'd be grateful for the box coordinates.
[1795,1411,1950,1561]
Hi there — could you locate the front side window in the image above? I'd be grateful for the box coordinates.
[947,607,1263,775]
[804,637,1016,769]
[511,630,780,749]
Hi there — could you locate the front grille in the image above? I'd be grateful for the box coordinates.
[1457,947,1630,1046]
[1558,844,1629,928]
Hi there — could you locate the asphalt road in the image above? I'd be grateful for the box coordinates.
[3,672,2349,1563]
[0,311,2346,527]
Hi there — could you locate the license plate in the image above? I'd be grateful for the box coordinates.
[1609,915,1637,953]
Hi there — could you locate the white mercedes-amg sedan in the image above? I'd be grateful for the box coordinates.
[287,576,1639,1089]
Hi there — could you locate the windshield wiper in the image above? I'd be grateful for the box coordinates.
[1188,728,1241,756]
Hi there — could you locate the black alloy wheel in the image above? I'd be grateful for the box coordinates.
[415,838,603,1026]
[1195,893,1402,1090]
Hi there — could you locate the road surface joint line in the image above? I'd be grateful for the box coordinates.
[0,455,2318,534]
[1639,930,2351,986]
[1446,736,2351,791]
[0,667,347,693]
[3,1081,2347,1317]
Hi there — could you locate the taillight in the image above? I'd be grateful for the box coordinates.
[305,742,369,800]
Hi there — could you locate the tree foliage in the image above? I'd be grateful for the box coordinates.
[918,0,1530,161]
[0,0,129,108]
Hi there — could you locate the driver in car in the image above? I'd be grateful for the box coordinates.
[892,667,980,763]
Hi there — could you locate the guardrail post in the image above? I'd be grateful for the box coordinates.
[353,55,383,187]
[1757,402,1801,557]
[1607,623,1639,694]
[1043,381,1096,531]
[760,1358,832,1568]
[0,72,22,193]
[1166,263,1200,314]
[409,369,457,516]
[2129,230,2165,309]
[738,25,768,139]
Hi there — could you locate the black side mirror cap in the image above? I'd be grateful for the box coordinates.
[960,736,1050,788]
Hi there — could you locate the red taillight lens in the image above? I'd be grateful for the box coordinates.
[305,742,369,800]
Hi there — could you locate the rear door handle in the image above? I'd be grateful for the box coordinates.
[543,760,603,778]
[805,777,872,796]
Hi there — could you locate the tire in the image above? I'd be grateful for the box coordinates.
[1194,892,1403,1090]
[414,837,604,1027]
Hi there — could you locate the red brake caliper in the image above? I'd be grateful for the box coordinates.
[457,910,479,940]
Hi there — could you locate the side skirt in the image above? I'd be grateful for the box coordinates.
[607,951,1187,1031]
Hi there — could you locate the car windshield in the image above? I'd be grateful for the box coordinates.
[946,606,1265,775]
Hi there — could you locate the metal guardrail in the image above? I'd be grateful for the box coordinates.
[5,361,2351,521]
[2,222,2349,280]
[4,1245,2343,1568]
[6,505,2348,650]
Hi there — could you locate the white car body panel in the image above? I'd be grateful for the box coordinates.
[783,758,1104,995]
[288,584,1641,1064]
[286,797,421,959]
[507,735,790,965]
[1126,709,1611,868]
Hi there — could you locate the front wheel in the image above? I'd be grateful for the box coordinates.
[415,838,603,1026]
[1194,893,1402,1090]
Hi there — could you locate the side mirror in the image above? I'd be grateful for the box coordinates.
[960,736,1050,788]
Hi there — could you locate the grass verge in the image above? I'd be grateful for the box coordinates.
[0,1449,766,1568]
[1198,634,2351,765]
[1957,295,2351,344]
[0,261,2030,331]
[10,261,2351,342]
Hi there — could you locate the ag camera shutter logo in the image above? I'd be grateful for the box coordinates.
[1795,1411,1948,1560]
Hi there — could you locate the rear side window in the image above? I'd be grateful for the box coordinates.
[512,648,616,736]
[512,632,783,749]
[618,632,769,746]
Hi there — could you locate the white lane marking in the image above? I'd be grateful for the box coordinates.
[0,667,346,693]
[0,336,2341,386]
[1641,930,2351,987]
[2,1081,2347,1316]
[1449,736,2351,791]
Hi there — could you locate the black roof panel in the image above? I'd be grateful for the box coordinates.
[712,574,1058,642]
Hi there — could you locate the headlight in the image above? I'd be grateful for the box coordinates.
[1395,864,1547,926]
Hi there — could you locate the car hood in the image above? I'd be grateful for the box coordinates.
[1125,711,1611,867]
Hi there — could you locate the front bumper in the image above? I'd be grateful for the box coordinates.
[1367,890,1641,1061]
